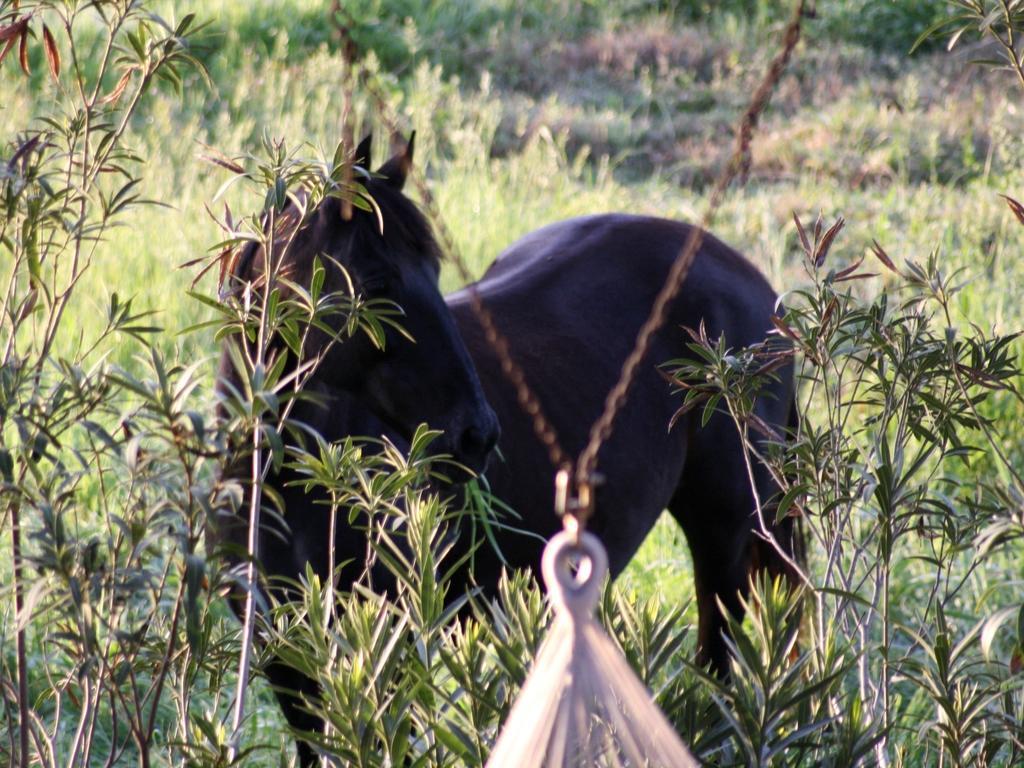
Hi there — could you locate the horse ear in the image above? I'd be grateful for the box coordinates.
[378,131,415,190]
[354,134,372,167]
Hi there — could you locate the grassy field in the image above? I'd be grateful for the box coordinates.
[5,0,1024,764]
[6,0,1020,581]
[6,1,1021,353]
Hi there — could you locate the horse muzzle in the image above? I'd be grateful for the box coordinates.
[446,405,500,479]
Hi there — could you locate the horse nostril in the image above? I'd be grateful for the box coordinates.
[458,417,499,469]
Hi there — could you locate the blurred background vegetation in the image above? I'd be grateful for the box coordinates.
[5,0,1020,365]
[4,0,1024,764]
[6,0,1019,591]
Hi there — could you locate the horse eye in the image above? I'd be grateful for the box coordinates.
[360,273,390,294]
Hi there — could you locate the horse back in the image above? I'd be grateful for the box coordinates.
[447,214,790,580]
[455,214,778,346]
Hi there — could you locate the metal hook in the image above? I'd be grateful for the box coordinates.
[554,467,604,544]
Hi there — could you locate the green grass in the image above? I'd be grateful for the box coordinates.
[5,0,1024,763]
[5,0,1023,597]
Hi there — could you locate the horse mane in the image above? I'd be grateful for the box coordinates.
[344,177,442,273]
[227,176,441,291]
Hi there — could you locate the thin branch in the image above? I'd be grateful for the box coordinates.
[227,200,278,758]
[10,498,29,768]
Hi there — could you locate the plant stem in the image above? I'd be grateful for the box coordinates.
[228,206,278,759]
[998,0,1024,91]
[880,555,891,767]
[10,499,29,768]
[227,432,263,759]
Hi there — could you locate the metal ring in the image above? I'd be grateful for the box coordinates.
[541,530,608,619]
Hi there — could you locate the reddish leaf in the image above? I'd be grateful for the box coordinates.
[8,134,41,168]
[788,643,801,665]
[202,201,230,234]
[183,245,233,290]
[833,254,877,283]
[42,23,58,80]
[0,15,28,39]
[681,321,710,346]
[98,69,131,105]
[820,297,837,327]
[14,288,37,324]
[668,397,707,431]
[216,246,236,292]
[0,16,29,42]
[178,253,208,269]
[835,271,876,283]
[870,239,898,272]
[1001,194,1024,227]
[1011,647,1023,675]
[18,25,28,75]
[0,35,16,67]
[751,349,794,376]
[792,212,811,258]
[770,315,801,342]
[814,216,845,267]
[200,153,245,175]
[833,255,865,280]
[656,366,677,387]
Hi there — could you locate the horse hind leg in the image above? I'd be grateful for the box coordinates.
[667,410,800,676]
[262,658,322,767]
[669,492,752,676]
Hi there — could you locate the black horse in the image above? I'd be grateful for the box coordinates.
[216,135,800,764]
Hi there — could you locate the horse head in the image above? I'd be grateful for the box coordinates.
[222,134,499,475]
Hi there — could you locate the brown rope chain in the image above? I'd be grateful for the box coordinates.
[576,2,806,487]
[336,4,357,222]
[332,0,808,530]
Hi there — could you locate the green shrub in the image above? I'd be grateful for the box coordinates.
[5,0,1024,766]
[667,215,1024,765]
[819,0,952,53]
